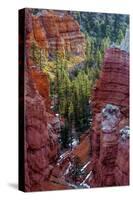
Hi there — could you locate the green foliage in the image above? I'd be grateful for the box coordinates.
[73,12,128,68]
[73,12,128,43]
[60,120,72,149]
[116,29,124,45]
[31,11,128,151]
[30,42,46,69]
[71,70,92,132]
[51,56,100,149]
[84,34,109,68]
[96,49,102,67]
[101,37,110,55]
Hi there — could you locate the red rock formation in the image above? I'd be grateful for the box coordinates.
[25,9,85,59]
[24,9,87,191]
[115,137,129,186]
[25,65,59,192]
[32,15,48,49]
[90,48,129,187]
[30,66,51,111]
[23,9,130,190]
[92,48,129,116]
[49,134,91,188]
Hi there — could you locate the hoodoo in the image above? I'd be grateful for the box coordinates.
[90,47,129,187]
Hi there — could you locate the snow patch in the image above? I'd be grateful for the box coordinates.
[58,151,70,163]
[120,126,130,141]
[81,161,91,172]
[55,113,59,117]
[80,171,92,185]
[72,138,79,148]
[64,162,72,175]
[79,183,90,188]
[101,104,120,133]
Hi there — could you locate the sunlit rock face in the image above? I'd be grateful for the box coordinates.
[90,47,129,187]
[25,66,59,192]
[25,9,86,60]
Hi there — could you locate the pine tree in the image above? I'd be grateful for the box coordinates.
[96,49,102,68]
[101,37,110,56]
[116,29,124,45]
[85,33,91,63]
[60,120,70,149]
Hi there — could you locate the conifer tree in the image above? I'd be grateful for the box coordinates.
[116,29,124,45]
[96,49,102,68]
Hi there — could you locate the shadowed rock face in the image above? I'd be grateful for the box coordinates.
[90,48,129,187]
[23,9,90,191]
[92,48,129,117]
[25,9,85,59]
[115,131,129,186]
[25,66,59,192]
[24,65,91,191]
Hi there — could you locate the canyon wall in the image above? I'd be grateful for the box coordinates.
[25,65,59,191]
[23,9,129,190]
[90,48,129,187]
[91,48,129,116]
[24,9,88,191]
[24,65,91,191]
[25,9,85,60]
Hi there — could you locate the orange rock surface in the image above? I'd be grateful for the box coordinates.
[30,66,51,111]
[72,135,90,164]
[25,9,85,59]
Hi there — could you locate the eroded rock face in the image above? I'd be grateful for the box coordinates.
[25,9,85,59]
[90,48,129,187]
[115,130,129,186]
[25,66,59,191]
[23,9,88,191]
[92,48,129,117]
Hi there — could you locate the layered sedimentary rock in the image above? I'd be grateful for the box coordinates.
[92,48,129,116]
[25,65,59,191]
[25,9,85,59]
[24,9,89,191]
[90,48,129,187]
